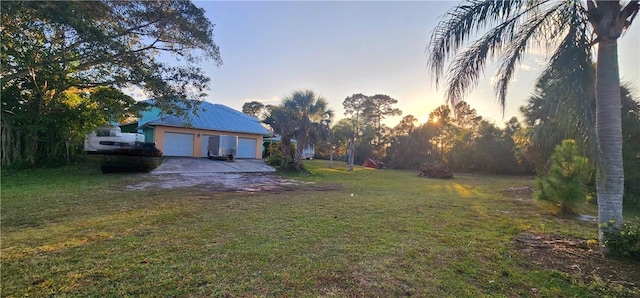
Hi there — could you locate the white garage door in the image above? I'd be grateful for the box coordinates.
[237,138,257,159]
[164,132,194,156]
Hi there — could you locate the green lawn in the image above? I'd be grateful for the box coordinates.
[1,160,637,297]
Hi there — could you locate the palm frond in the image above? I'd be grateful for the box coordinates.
[437,1,555,106]
[534,18,600,168]
[428,0,536,86]
[495,1,577,112]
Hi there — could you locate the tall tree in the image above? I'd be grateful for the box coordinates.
[393,115,418,136]
[331,118,357,159]
[263,105,295,167]
[1,1,221,166]
[427,105,454,162]
[343,93,369,171]
[518,75,640,205]
[362,94,402,154]
[427,0,639,250]
[242,101,265,118]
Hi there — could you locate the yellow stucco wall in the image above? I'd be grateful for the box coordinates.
[152,126,264,159]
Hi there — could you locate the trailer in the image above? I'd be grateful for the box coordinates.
[208,135,237,160]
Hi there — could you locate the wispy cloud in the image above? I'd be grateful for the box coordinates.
[241,96,280,106]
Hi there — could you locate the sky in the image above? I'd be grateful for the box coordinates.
[144,1,640,127]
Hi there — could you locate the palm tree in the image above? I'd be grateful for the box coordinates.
[427,0,639,249]
[263,105,296,168]
[267,90,333,171]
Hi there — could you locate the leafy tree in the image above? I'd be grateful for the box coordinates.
[536,140,590,214]
[387,122,439,169]
[330,118,357,159]
[514,66,597,173]
[1,1,221,166]
[392,115,418,136]
[427,0,639,248]
[263,105,295,168]
[343,93,369,171]
[471,119,523,174]
[621,87,640,207]
[452,101,482,129]
[1,84,139,167]
[427,105,454,162]
[447,102,483,171]
[517,69,640,206]
[504,117,534,173]
[362,94,402,155]
[242,101,265,118]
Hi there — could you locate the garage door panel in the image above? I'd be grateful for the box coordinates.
[164,132,194,156]
[237,138,257,159]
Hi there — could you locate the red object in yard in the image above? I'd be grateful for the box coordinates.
[363,158,384,169]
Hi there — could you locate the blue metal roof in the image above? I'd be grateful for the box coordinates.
[138,100,270,135]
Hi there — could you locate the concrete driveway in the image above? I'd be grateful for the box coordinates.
[151,157,275,174]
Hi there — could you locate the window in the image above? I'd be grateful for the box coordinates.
[96,129,111,137]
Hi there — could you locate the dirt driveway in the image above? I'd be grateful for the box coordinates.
[127,157,298,192]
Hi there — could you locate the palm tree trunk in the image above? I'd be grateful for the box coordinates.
[281,137,292,168]
[293,142,303,170]
[595,38,624,247]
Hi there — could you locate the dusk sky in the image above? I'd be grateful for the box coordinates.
[174,1,639,127]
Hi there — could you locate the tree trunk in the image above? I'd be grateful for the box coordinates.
[280,137,293,169]
[595,38,624,247]
[293,141,303,170]
[329,143,333,169]
[348,138,355,171]
[1,118,14,167]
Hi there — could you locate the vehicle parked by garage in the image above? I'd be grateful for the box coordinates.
[207,135,237,160]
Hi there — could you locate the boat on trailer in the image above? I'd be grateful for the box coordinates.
[84,125,163,173]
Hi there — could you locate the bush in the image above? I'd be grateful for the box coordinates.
[265,143,294,167]
[602,218,640,259]
[624,175,640,208]
[418,162,453,179]
[535,140,589,214]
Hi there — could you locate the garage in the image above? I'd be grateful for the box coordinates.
[164,132,194,156]
[237,138,257,159]
[138,100,270,158]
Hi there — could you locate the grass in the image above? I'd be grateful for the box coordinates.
[1,159,637,297]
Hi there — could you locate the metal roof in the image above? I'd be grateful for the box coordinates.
[139,100,270,135]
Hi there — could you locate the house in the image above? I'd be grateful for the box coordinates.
[262,135,315,159]
[137,100,270,158]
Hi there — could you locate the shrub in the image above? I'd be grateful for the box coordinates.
[265,143,294,167]
[535,140,589,214]
[418,162,453,179]
[602,218,640,259]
